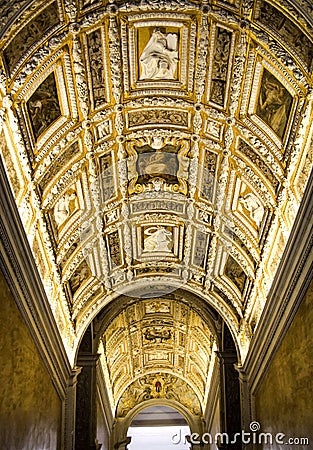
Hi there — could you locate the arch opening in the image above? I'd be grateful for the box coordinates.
[74,291,242,450]
[127,406,190,450]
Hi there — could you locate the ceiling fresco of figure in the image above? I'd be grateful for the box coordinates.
[0,0,313,412]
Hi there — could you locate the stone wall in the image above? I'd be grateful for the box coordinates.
[0,269,62,449]
[208,397,220,450]
[97,397,110,450]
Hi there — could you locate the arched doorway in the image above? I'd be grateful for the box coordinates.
[127,405,190,450]
[74,292,243,450]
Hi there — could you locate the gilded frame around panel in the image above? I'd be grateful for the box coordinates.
[18,56,72,155]
[248,59,298,148]
[126,138,190,195]
[121,13,197,98]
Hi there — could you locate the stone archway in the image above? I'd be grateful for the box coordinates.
[127,405,191,450]
[73,292,243,450]
[113,400,197,450]
[126,405,191,450]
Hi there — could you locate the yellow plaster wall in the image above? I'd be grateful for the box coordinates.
[0,269,62,449]
[254,279,313,449]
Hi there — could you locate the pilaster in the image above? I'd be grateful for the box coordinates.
[64,367,82,450]
[76,353,101,450]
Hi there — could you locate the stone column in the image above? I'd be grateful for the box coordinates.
[236,366,252,450]
[64,367,82,450]
[217,351,242,450]
[75,353,100,450]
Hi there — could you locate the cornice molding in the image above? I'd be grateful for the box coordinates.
[0,155,71,398]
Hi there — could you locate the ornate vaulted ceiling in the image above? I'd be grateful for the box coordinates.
[98,294,217,416]
[0,0,313,413]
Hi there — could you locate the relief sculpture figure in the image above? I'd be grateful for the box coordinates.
[143,226,173,252]
[239,193,264,227]
[54,192,77,228]
[139,29,178,80]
